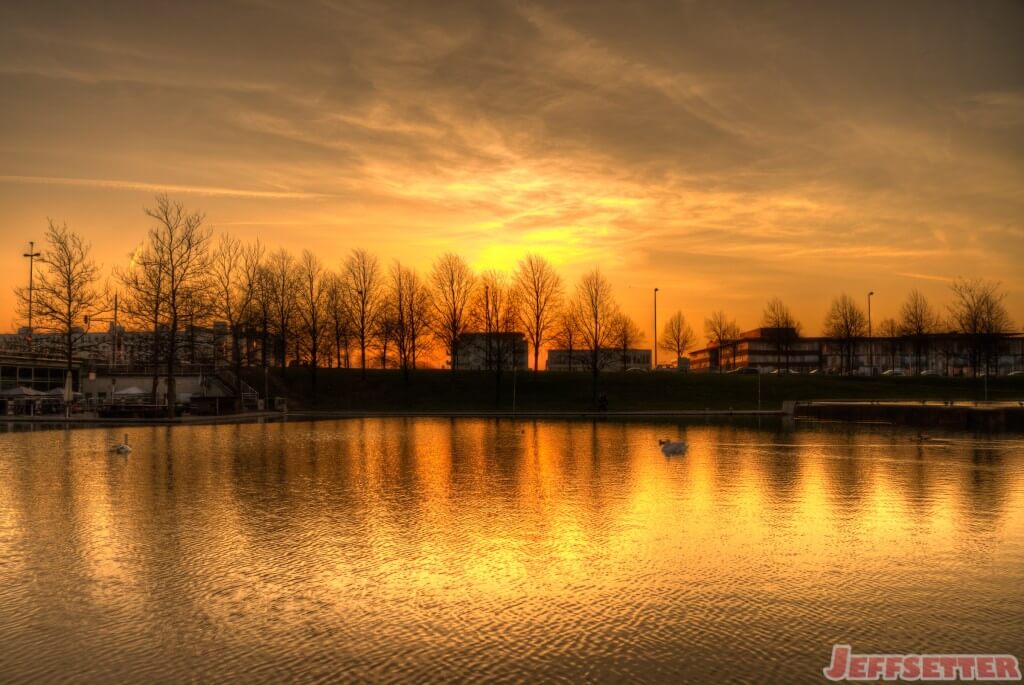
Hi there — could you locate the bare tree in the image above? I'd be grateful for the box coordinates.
[948,278,1014,375]
[144,195,212,416]
[297,250,328,394]
[430,252,476,374]
[704,310,740,373]
[823,293,867,375]
[266,249,298,372]
[898,289,942,373]
[252,264,274,369]
[390,262,429,381]
[552,305,581,372]
[658,311,695,367]
[761,297,801,371]
[211,234,263,406]
[116,243,165,401]
[475,271,522,403]
[343,248,383,375]
[610,312,644,371]
[474,271,517,369]
[325,271,353,369]
[572,269,618,405]
[513,254,563,373]
[374,300,397,368]
[15,220,108,373]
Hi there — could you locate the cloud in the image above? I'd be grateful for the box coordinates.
[0,0,1020,332]
[0,175,328,199]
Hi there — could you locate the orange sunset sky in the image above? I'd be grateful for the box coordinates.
[1,1,1022,340]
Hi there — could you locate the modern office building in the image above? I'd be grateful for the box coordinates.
[687,327,1024,375]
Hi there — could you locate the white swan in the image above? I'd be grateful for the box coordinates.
[659,439,688,456]
[111,434,132,455]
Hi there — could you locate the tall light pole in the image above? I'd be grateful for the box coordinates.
[23,241,41,352]
[867,291,874,375]
[653,287,659,369]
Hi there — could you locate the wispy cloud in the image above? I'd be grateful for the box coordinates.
[0,175,328,200]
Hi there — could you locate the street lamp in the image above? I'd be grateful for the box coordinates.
[653,287,659,369]
[867,291,874,374]
[23,241,40,351]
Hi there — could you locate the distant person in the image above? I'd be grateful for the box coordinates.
[598,394,608,412]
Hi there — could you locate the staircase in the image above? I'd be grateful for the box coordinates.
[216,368,261,410]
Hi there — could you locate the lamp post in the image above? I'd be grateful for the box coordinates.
[867,291,874,375]
[23,241,40,352]
[653,287,659,369]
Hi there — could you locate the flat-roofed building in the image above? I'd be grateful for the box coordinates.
[689,327,820,373]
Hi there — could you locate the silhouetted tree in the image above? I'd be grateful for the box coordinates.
[116,242,165,401]
[343,248,383,375]
[761,297,801,371]
[475,270,521,403]
[144,195,212,416]
[573,269,618,405]
[266,249,298,371]
[823,293,867,375]
[430,252,476,375]
[552,305,580,372]
[325,271,352,369]
[16,220,108,373]
[610,312,644,370]
[947,278,1014,375]
[374,300,397,368]
[297,250,328,394]
[513,254,563,373]
[898,289,942,373]
[390,262,433,381]
[211,234,262,406]
[658,311,695,368]
[704,310,740,373]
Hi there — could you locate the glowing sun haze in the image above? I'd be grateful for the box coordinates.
[1,0,1022,338]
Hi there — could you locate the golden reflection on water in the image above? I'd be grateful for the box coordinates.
[0,419,1022,682]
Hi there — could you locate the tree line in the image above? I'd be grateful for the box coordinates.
[11,195,1019,413]
[13,197,651,411]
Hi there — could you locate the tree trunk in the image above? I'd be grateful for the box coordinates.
[166,320,177,418]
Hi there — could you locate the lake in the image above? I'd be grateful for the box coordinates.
[1,418,1022,683]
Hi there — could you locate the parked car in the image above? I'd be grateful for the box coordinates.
[882,369,906,376]
[918,370,938,376]
[1008,370,1024,377]
[728,367,760,375]
[770,368,799,375]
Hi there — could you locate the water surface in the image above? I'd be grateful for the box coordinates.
[1,419,1022,682]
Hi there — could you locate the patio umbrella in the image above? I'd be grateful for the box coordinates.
[64,371,74,403]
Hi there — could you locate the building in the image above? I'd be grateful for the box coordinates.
[687,327,1024,375]
[453,332,528,371]
[0,353,79,393]
[546,348,652,372]
[0,322,232,368]
[689,327,820,373]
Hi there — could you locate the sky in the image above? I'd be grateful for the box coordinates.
[1,0,1022,342]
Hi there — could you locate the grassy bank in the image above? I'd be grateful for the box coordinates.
[243,368,1024,412]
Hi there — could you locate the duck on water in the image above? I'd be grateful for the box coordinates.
[659,439,688,456]
[111,434,132,455]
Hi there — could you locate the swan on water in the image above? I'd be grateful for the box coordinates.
[659,439,688,456]
[111,434,132,455]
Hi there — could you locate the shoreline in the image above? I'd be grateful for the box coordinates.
[0,408,787,428]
